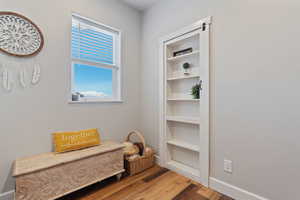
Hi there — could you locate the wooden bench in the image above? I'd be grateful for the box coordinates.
[13,141,124,200]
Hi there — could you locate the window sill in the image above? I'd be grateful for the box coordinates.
[68,99,123,104]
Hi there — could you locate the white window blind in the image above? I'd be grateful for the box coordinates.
[72,16,117,66]
[70,14,121,103]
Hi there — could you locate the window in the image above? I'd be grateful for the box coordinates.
[71,14,121,102]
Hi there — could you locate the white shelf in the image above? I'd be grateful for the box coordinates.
[166,116,200,125]
[167,74,200,81]
[167,160,199,177]
[161,19,211,185]
[167,140,200,152]
[167,51,200,61]
[167,98,199,102]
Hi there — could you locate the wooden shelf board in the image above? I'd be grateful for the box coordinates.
[167,140,200,152]
[167,75,200,81]
[167,51,200,61]
[166,116,200,125]
[167,160,199,177]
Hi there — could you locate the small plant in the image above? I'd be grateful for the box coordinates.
[191,83,201,99]
[182,62,190,75]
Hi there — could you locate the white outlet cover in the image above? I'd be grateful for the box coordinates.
[224,159,233,173]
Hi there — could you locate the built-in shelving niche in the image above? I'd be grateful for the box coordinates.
[164,30,202,180]
[166,121,200,149]
[167,78,200,101]
[167,101,200,117]
[160,18,210,185]
[169,146,200,169]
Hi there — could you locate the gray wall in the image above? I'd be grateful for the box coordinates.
[2,0,300,199]
[141,0,300,200]
[0,0,141,193]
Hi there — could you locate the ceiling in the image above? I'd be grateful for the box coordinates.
[122,0,160,11]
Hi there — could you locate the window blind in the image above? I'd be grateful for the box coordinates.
[72,17,115,65]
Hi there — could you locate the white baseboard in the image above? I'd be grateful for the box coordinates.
[166,162,201,184]
[209,178,269,200]
[154,157,269,200]
[0,190,14,200]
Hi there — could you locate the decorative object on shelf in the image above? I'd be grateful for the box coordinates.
[182,62,190,75]
[191,82,201,99]
[123,131,154,176]
[173,47,193,57]
[0,12,44,57]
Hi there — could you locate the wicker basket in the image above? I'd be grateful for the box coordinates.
[124,131,154,176]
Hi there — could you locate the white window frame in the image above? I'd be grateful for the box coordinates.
[70,13,122,103]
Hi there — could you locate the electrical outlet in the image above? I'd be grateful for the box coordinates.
[224,159,233,174]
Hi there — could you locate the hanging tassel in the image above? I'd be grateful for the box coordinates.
[31,63,41,85]
[2,68,11,91]
[19,67,27,88]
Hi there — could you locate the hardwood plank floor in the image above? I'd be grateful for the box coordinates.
[59,165,234,200]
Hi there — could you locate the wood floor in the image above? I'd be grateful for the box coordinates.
[59,165,234,200]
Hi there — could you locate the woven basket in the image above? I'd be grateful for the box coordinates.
[124,131,154,176]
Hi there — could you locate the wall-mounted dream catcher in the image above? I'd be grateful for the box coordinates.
[0,12,44,92]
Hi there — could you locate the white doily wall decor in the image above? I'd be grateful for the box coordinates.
[0,12,44,57]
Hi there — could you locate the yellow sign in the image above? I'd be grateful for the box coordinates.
[53,128,101,153]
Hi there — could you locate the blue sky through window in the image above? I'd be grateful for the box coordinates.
[73,64,113,98]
